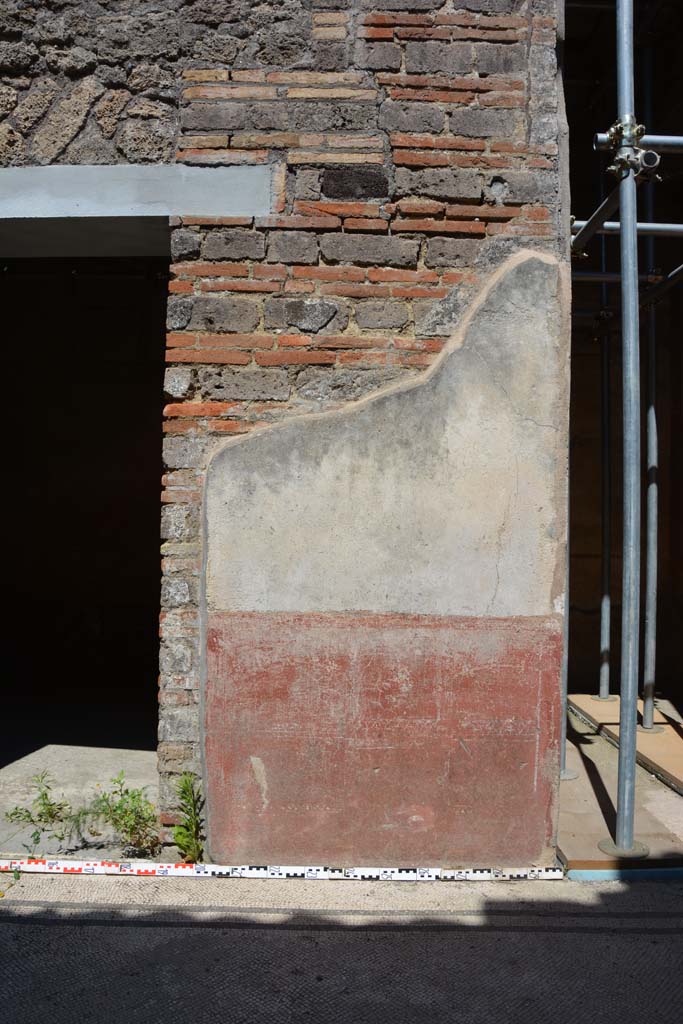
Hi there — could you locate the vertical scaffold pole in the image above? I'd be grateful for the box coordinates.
[642,46,658,731]
[599,0,649,857]
[599,324,612,700]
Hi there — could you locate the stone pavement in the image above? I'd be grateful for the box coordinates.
[2,872,681,1024]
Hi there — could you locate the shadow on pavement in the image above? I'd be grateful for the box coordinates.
[2,877,682,1024]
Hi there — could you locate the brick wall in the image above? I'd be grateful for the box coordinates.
[157,0,566,831]
[1,0,567,833]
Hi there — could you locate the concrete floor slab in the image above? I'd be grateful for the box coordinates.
[569,694,683,793]
[0,745,158,859]
[558,712,683,870]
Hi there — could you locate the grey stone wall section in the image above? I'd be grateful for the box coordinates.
[205,252,569,619]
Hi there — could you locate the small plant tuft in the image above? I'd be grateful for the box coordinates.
[88,772,160,857]
[5,769,161,858]
[172,773,205,863]
[5,771,71,855]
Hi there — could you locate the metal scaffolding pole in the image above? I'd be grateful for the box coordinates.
[570,184,622,252]
[642,47,658,732]
[640,263,683,306]
[596,221,614,703]
[572,221,683,237]
[599,326,612,700]
[595,132,683,153]
[598,0,648,858]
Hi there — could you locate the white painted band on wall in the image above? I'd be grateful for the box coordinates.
[0,164,272,219]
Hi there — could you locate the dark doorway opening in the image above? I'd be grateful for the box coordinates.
[2,218,169,765]
[564,3,682,708]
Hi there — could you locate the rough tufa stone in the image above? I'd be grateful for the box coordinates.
[320,233,419,268]
[171,228,201,262]
[294,168,321,200]
[161,504,200,542]
[94,89,131,138]
[0,85,18,118]
[164,367,194,399]
[404,42,473,75]
[0,41,39,74]
[355,300,410,331]
[163,434,209,470]
[476,43,526,74]
[379,100,446,134]
[198,368,290,402]
[395,167,484,201]
[425,237,480,268]
[30,76,104,164]
[202,229,266,261]
[10,79,60,134]
[295,366,411,403]
[188,295,261,334]
[264,297,348,334]
[116,117,175,162]
[63,122,118,164]
[167,296,193,331]
[354,42,402,71]
[449,108,524,139]
[285,298,340,333]
[321,165,389,199]
[0,123,25,165]
[45,45,97,77]
[161,578,193,609]
[266,231,319,265]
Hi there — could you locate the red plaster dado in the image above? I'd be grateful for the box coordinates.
[204,612,562,866]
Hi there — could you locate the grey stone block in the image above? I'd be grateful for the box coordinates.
[163,435,209,470]
[379,100,446,134]
[295,367,411,403]
[355,300,410,331]
[266,231,319,265]
[171,228,201,261]
[354,42,402,71]
[361,0,444,9]
[404,42,473,75]
[198,368,290,402]
[62,123,118,165]
[0,124,24,165]
[267,297,345,334]
[321,165,389,199]
[286,102,378,132]
[202,229,266,261]
[425,237,480,268]
[45,45,97,77]
[294,169,321,200]
[449,108,524,139]
[183,102,289,133]
[0,85,17,118]
[476,43,526,74]
[0,41,39,74]
[164,367,194,399]
[161,578,193,609]
[160,640,194,676]
[116,117,175,163]
[158,707,200,743]
[188,295,261,334]
[167,296,192,331]
[10,80,59,134]
[320,233,419,268]
[30,76,104,164]
[395,167,484,201]
[161,504,200,542]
